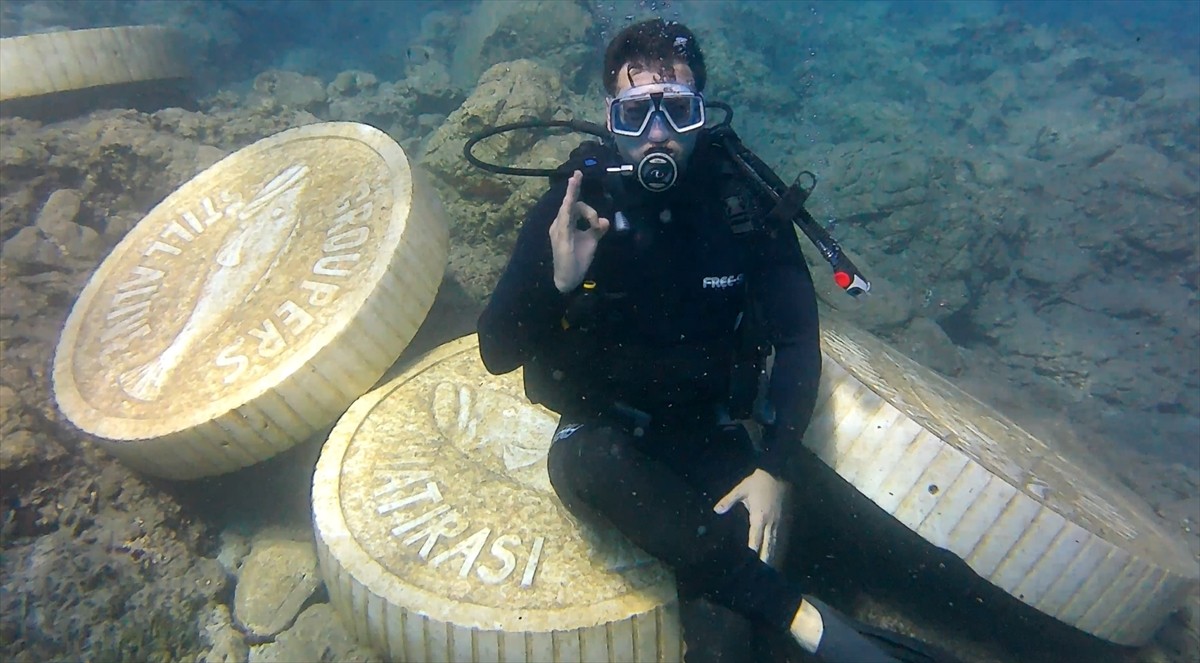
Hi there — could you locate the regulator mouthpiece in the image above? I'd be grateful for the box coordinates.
[636,151,678,192]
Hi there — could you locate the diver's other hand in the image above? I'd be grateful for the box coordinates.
[549,170,610,293]
[713,468,791,566]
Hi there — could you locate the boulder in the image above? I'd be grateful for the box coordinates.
[233,537,321,637]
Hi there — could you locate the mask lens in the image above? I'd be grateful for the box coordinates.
[662,95,703,130]
[613,98,652,135]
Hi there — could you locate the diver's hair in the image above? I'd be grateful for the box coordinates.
[602,18,706,95]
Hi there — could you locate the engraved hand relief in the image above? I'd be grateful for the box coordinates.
[431,381,557,493]
[119,165,309,401]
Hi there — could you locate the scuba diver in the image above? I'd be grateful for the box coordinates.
[473,17,949,663]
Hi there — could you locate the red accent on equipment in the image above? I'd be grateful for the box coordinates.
[834,271,852,289]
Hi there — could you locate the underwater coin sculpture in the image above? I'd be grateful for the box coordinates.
[312,334,683,663]
[53,122,449,480]
[0,25,189,102]
[806,310,1198,646]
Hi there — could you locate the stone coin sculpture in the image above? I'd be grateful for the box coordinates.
[53,122,449,480]
[809,309,1198,645]
[313,334,682,663]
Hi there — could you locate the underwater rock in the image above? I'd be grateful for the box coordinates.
[1018,234,1094,287]
[964,154,1011,187]
[325,65,466,154]
[397,62,461,117]
[449,0,594,92]
[149,105,322,155]
[419,57,583,300]
[699,30,792,114]
[0,429,64,475]
[197,604,249,663]
[0,170,78,273]
[0,226,63,272]
[233,538,321,637]
[421,58,565,203]
[246,634,308,663]
[251,70,327,113]
[1064,275,1194,327]
[873,152,931,208]
[1100,354,1192,407]
[216,529,250,577]
[446,241,513,304]
[835,99,921,145]
[1092,143,1199,204]
[1020,112,1127,166]
[895,317,966,377]
[0,445,225,662]
[34,189,102,261]
[328,70,378,98]
[326,80,412,141]
[248,604,379,663]
[34,187,80,228]
[999,299,1122,363]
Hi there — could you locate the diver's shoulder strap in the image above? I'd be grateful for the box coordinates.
[702,127,772,238]
[703,126,792,349]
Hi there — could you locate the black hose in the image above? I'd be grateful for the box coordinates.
[462,119,610,177]
[460,103,735,178]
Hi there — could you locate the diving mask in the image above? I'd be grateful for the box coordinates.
[608,82,705,137]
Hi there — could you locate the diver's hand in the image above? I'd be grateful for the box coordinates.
[713,468,791,567]
[549,170,610,293]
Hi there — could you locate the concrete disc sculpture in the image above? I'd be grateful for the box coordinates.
[0,26,189,102]
[807,309,1198,646]
[312,334,683,663]
[53,122,449,480]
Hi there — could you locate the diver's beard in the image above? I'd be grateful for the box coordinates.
[621,144,683,164]
[619,147,692,188]
[612,131,698,193]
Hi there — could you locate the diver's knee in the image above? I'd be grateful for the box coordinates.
[547,423,630,492]
[547,422,588,489]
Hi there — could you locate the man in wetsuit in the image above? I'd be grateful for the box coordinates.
[478,18,919,663]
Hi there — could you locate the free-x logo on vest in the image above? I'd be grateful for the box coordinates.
[702,274,744,289]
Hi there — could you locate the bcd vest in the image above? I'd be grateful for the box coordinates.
[525,138,777,420]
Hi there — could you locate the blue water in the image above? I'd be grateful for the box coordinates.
[217,1,1200,77]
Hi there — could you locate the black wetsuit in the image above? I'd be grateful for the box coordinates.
[477,140,823,662]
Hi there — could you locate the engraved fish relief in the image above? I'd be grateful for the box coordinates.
[119,165,309,401]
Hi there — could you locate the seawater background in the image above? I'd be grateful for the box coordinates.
[0,1,1197,662]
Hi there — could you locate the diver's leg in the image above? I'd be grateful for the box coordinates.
[669,422,793,663]
[677,593,758,663]
[545,417,804,634]
[548,418,926,663]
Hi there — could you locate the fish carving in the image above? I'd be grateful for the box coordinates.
[119,165,309,401]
